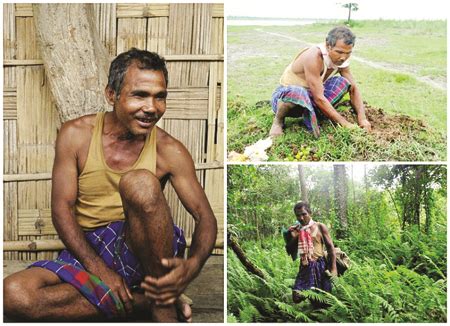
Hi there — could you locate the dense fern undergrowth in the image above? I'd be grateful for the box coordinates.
[227,230,447,323]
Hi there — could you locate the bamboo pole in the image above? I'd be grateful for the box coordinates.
[3,162,223,182]
[3,238,224,251]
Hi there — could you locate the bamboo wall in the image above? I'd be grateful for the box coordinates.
[3,3,224,260]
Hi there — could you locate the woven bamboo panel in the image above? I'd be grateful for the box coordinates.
[3,3,224,259]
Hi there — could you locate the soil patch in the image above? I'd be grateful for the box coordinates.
[338,100,429,146]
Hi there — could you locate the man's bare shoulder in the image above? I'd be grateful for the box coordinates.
[294,47,323,74]
[156,127,193,172]
[57,114,97,148]
[316,222,329,232]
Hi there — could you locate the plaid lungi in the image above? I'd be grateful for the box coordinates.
[29,221,186,319]
[271,76,350,137]
[293,256,332,293]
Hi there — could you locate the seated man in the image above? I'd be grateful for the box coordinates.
[3,48,217,322]
[270,26,371,137]
[288,202,336,304]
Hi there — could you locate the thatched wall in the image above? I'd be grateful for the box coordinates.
[3,3,224,260]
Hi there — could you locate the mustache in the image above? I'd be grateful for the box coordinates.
[135,112,160,120]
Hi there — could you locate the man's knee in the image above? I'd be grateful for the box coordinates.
[4,274,37,319]
[119,169,162,212]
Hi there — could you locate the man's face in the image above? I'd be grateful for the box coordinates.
[295,207,311,226]
[108,64,167,136]
[327,39,353,66]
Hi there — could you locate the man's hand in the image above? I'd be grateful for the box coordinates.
[290,230,299,238]
[358,118,372,132]
[140,258,200,306]
[96,267,134,314]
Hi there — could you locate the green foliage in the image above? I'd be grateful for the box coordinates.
[228,165,447,322]
[228,237,447,322]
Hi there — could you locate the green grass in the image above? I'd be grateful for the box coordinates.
[227,20,447,161]
[227,99,445,161]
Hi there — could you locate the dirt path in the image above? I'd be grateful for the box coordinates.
[257,29,446,91]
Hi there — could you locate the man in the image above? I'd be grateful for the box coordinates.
[270,26,371,137]
[287,202,336,304]
[3,48,217,322]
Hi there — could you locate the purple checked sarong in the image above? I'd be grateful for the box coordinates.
[293,256,332,293]
[29,221,186,319]
[271,76,350,137]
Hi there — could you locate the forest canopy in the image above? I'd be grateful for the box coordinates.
[227,164,447,322]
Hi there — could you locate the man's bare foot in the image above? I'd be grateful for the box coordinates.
[133,292,192,322]
[151,304,178,322]
[177,298,193,322]
[269,120,284,137]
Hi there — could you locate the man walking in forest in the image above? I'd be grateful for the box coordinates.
[270,26,371,137]
[3,48,217,322]
[287,202,337,303]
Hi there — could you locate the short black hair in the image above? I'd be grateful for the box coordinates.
[326,26,356,47]
[107,48,168,99]
[293,201,312,214]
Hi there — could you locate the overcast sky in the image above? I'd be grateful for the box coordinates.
[226,0,448,20]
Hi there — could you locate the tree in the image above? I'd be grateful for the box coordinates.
[341,2,359,24]
[298,165,309,202]
[371,165,446,233]
[33,4,110,123]
[333,165,348,238]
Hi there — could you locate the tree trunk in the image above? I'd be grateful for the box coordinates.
[228,234,265,279]
[33,4,110,123]
[298,165,309,202]
[347,3,352,23]
[333,165,348,238]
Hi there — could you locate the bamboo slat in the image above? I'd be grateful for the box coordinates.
[3,88,17,119]
[211,4,223,18]
[18,209,56,236]
[14,4,223,19]
[14,4,33,17]
[16,17,40,60]
[3,4,16,60]
[3,55,223,66]
[93,3,117,56]
[117,18,147,53]
[117,4,169,18]
[147,17,168,55]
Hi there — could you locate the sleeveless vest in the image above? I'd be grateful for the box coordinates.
[75,112,157,229]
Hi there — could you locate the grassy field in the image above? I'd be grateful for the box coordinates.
[227,20,447,161]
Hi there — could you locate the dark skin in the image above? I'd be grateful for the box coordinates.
[270,39,371,136]
[290,207,337,303]
[3,65,217,322]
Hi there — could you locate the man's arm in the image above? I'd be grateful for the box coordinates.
[339,67,371,131]
[301,50,354,128]
[319,223,337,276]
[143,138,217,304]
[51,121,133,313]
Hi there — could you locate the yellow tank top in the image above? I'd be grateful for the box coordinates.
[75,112,157,230]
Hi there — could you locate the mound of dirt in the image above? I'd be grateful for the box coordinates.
[338,101,428,144]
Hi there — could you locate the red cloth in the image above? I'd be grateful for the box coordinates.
[289,220,315,265]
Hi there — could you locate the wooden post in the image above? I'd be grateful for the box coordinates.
[33,4,110,123]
